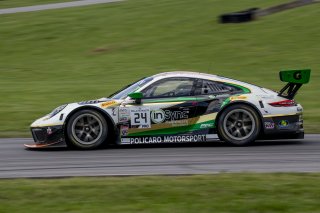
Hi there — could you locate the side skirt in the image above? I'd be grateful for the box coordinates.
[120,134,219,145]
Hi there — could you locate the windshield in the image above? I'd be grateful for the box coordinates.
[109,77,153,99]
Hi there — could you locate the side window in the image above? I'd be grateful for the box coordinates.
[197,80,242,95]
[142,78,195,98]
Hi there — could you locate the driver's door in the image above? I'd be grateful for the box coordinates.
[119,77,199,144]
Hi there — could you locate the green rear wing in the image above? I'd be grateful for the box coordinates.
[278,69,311,99]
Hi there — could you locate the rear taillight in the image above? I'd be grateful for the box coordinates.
[268,99,296,107]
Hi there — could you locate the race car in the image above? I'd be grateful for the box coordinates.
[26,69,311,149]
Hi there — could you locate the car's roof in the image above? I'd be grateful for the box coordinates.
[150,71,262,92]
[152,71,217,79]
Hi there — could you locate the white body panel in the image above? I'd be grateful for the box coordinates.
[31,71,302,130]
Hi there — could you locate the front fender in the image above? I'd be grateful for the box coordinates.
[63,105,118,131]
[30,103,81,128]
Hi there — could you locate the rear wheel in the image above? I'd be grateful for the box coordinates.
[67,109,108,149]
[217,104,261,146]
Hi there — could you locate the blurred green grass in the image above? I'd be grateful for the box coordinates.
[0,0,69,8]
[0,173,320,213]
[0,0,319,136]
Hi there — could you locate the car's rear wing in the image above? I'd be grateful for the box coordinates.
[278,69,311,99]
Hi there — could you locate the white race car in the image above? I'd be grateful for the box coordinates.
[26,69,310,149]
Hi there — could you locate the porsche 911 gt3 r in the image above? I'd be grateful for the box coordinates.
[26,69,311,149]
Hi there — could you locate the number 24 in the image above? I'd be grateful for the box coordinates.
[134,112,147,123]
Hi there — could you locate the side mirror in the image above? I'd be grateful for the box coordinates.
[128,92,143,104]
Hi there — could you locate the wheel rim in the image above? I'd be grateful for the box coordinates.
[223,109,255,141]
[71,113,103,145]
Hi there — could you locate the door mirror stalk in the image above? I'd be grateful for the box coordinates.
[128,92,143,104]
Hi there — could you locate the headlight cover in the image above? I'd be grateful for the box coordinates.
[49,104,67,118]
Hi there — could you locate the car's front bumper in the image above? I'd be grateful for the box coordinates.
[25,125,67,148]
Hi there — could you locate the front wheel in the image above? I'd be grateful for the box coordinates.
[66,109,108,149]
[217,104,261,146]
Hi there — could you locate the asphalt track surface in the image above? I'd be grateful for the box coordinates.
[0,135,319,178]
[0,0,122,15]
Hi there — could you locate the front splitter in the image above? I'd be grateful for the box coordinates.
[24,141,67,149]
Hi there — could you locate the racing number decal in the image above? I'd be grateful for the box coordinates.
[130,107,151,128]
[134,113,147,124]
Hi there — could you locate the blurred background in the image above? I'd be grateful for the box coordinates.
[0,0,319,137]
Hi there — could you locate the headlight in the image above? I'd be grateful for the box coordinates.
[49,104,67,118]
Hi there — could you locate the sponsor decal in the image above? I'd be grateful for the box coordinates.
[150,109,189,125]
[151,109,166,124]
[165,110,189,120]
[120,125,129,136]
[278,120,289,128]
[230,95,247,101]
[294,71,302,80]
[119,108,130,122]
[264,122,275,129]
[124,135,207,144]
[101,100,117,108]
[79,100,100,104]
[111,108,117,116]
[47,127,52,135]
[297,107,303,112]
[130,107,151,128]
[168,119,188,127]
[200,123,214,129]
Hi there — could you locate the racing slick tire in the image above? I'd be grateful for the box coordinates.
[66,109,108,149]
[217,104,261,146]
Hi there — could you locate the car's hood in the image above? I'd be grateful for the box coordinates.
[78,97,118,105]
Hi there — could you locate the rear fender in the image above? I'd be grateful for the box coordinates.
[216,101,264,132]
